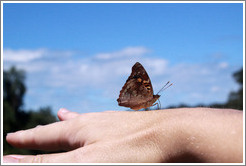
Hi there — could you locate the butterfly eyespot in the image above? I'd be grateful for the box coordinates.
[137,78,142,82]
[143,80,149,84]
[145,86,151,91]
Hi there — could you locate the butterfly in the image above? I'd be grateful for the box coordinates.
[117,62,172,110]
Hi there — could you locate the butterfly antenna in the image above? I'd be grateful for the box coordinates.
[157,81,173,95]
[158,98,161,110]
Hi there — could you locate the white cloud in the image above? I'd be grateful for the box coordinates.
[3,49,46,62]
[95,46,150,60]
[210,86,220,92]
[3,49,75,73]
[218,62,228,69]
[3,47,239,113]
[142,58,168,75]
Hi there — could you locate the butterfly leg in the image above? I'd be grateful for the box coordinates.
[152,99,161,110]
[151,102,159,110]
[158,98,161,109]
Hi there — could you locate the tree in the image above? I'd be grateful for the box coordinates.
[226,68,243,110]
[3,66,57,155]
[3,67,26,112]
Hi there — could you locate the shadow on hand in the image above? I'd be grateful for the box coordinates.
[166,152,205,163]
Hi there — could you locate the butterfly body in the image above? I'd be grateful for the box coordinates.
[117,62,160,110]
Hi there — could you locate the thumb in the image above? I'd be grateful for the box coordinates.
[57,108,80,121]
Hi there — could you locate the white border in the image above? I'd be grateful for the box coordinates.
[1,0,3,164]
[1,1,245,165]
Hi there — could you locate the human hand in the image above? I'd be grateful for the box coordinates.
[3,107,243,163]
[4,108,177,163]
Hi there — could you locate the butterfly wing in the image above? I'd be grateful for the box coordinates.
[117,62,154,110]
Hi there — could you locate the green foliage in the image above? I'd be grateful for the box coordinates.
[225,68,243,110]
[3,67,26,111]
[3,67,57,155]
[25,107,58,130]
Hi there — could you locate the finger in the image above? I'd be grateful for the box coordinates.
[6,120,83,151]
[3,148,84,163]
[57,108,80,121]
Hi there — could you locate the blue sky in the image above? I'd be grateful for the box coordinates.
[3,2,244,114]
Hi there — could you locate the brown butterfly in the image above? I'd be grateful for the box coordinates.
[117,62,172,110]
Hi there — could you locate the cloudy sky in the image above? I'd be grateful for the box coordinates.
[3,2,244,114]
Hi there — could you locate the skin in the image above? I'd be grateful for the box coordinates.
[3,107,243,163]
